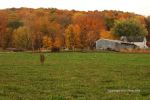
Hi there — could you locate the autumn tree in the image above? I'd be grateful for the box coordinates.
[42,36,52,49]
[28,14,49,50]
[73,12,106,49]
[1,28,13,49]
[145,16,150,45]
[65,24,75,50]
[0,8,149,50]
[100,30,115,39]
[56,11,72,28]
[73,24,81,48]
[65,24,82,50]
[53,37,62,49]
[13,26,32,49]
[145,16,150,33]
[0,11,8,48]
[31,32,43,50]
[86,31,98,49]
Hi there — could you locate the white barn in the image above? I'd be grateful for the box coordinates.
[131,37,148,49]
[96,39,137,51]
[96,36,148,51]
[122,36,148,49]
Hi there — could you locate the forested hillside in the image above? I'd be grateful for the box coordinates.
[0,8,150,50]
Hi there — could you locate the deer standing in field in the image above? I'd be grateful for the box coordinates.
[40,53,45,65]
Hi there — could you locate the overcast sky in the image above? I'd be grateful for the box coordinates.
[0,0,150,16]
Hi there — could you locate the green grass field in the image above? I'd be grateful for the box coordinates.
[0,52,150,100]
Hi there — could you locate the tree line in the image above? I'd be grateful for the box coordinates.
[0,8,150,51]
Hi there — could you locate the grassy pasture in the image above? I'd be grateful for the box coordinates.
[0,52,150,100]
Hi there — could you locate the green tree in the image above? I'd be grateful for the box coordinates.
[7,20,23,29]
[104,17,115,31]
[112,19,148,37]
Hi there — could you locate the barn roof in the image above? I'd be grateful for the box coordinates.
[127,37,145,42]
[121,36,145,42]
[96,38,121,43]
[96,38,138,46]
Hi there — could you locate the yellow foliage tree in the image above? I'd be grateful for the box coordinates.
[100,30,116,39]
[54,37,62,48]
[65,24,74,50]
[65,24,82,50]
[42,36,52,49]
[13,26,32,49]
[73,24,81,48]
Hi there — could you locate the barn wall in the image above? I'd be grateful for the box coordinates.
[96,40,120,50]
[96,39,137,51]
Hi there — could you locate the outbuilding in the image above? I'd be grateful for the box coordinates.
[96,38,137,51]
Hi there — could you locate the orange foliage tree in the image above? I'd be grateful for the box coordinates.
[0,8,149,50]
